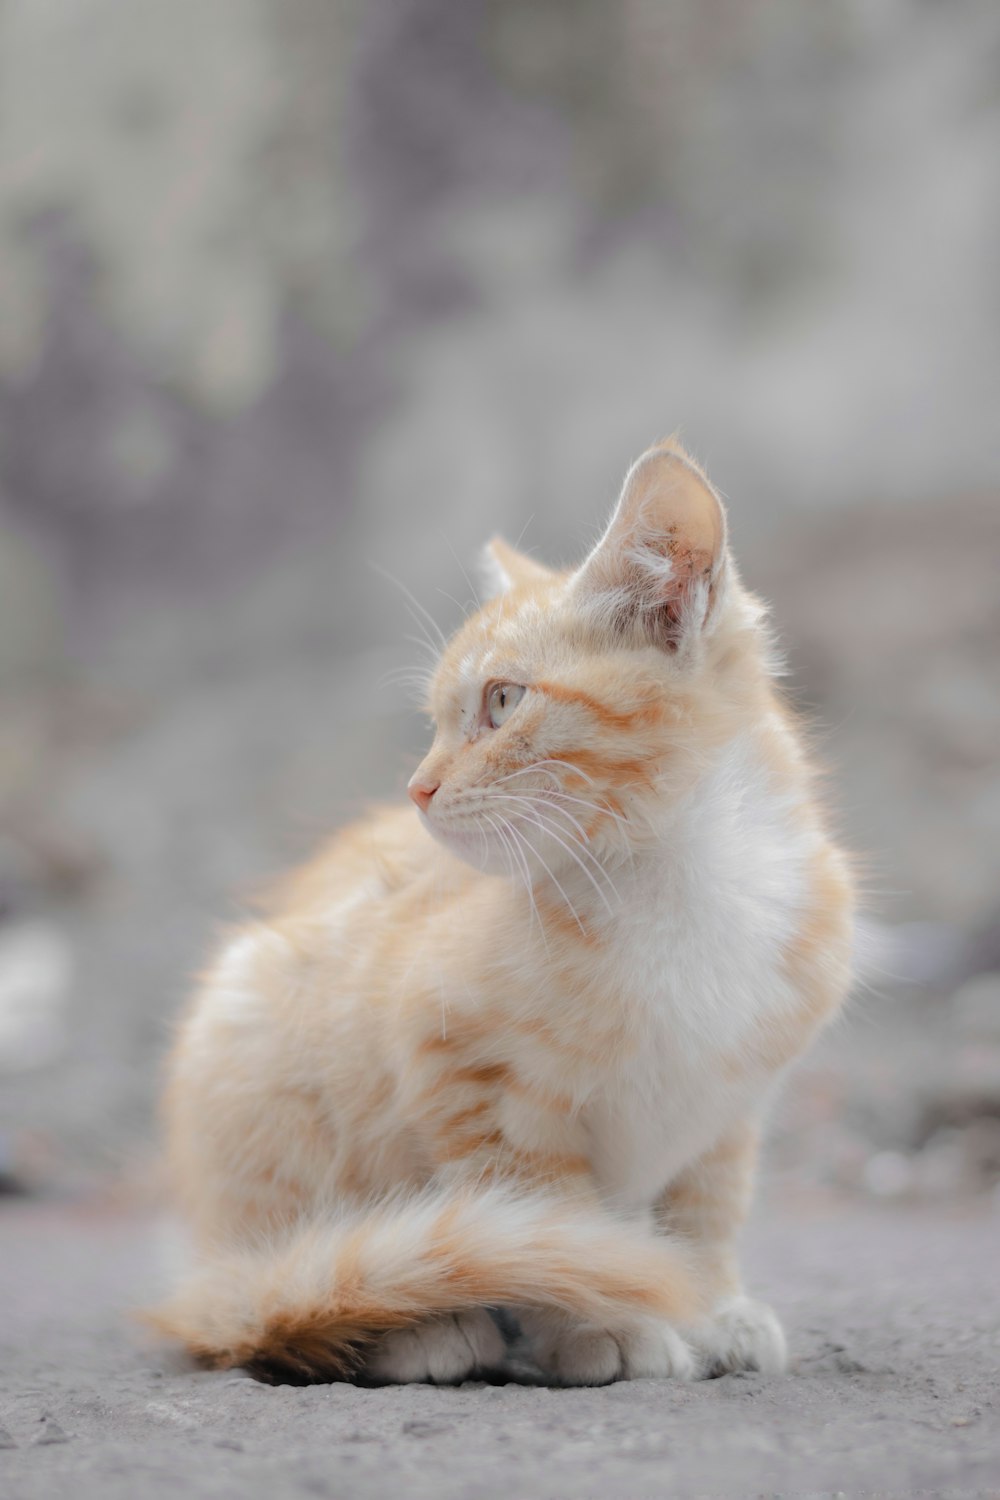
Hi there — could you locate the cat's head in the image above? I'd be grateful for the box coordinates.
[407,439,770,878]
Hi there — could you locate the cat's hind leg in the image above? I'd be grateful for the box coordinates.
[518,1306,695,1386]
[363,1308,506,1384]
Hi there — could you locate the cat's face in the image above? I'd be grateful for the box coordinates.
[408,440,747,880]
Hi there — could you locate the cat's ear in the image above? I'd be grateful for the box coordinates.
[479,535,554,598]
[572,439,728,649]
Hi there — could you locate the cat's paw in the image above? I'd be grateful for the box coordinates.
[531,1315,695,1386]
[364,1309,505,1384]
[686,1295,787,1378]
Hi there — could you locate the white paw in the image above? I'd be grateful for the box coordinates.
[529,1313,695,1386]
[686,1295,787,1378]
[365,1309,505,1384]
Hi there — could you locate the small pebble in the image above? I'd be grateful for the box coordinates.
[33,1415,70,1446]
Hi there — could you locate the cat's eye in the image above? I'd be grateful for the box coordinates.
[487,682,526,728]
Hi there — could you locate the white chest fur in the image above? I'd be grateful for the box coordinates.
[581,733,814,1208]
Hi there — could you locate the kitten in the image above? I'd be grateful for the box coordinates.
[148,438,853,1385]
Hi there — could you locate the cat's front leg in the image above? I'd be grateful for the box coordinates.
[655,1123,787,1378]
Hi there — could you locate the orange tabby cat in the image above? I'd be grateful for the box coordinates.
[150,438,853,1385]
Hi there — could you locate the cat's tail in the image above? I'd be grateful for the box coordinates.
[142,1183,702,1382]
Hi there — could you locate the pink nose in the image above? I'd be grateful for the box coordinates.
[408,778,440,814]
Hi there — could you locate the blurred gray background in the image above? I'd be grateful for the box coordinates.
[1,0,998,1208]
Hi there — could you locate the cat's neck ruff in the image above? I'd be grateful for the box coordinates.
[509,718,814,957]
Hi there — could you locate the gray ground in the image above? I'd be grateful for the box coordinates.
[2,1192,998,1500]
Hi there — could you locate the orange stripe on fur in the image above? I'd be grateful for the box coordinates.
[534,680,662,732]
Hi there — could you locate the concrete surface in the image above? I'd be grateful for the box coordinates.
[1,1194,998,1499]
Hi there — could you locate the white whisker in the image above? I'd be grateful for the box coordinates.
[543,788,631,828]
[533,758,600,787]
[508,805,620,915]
[483,813,513,882]
[490,758,601,791]
[372,563,448,651]
[439,530,482,613]
[482,793,621,897]
[486,812,549,953]
[402,633,442,662]
[379,666,435,697]
[483,791,590,842]
[513,820,587,934]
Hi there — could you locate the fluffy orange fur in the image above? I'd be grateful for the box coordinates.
[148,439,853,1386]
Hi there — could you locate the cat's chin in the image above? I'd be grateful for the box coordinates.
[418,815,508,875]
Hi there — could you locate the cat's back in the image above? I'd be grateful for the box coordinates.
[267,802,435,922]
[174,802,449,1062]
[168,802,451,1133]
